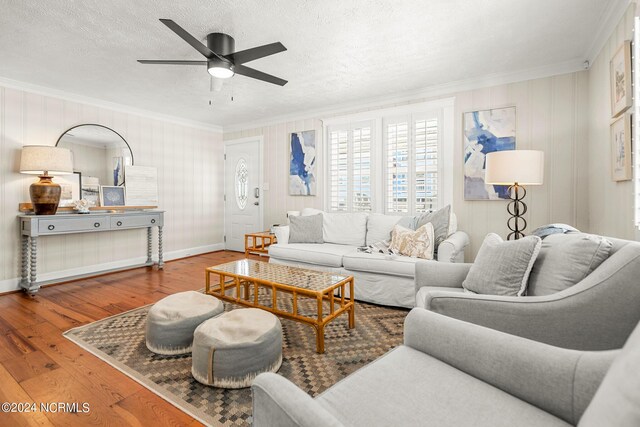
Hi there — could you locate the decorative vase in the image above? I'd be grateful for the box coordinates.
[30,175,61,215]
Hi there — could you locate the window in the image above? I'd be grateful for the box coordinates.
[235,158,249,210]
[328,121,373,212]
[385,116,439,214]
[325,100,453,214]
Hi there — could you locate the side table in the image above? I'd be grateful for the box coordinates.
[244,231,277,256]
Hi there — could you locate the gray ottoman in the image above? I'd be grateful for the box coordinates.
[146,291,224,355]
[191,308,282,388]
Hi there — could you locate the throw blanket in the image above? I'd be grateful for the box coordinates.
[358,239,400,255]
[531,223,579,239]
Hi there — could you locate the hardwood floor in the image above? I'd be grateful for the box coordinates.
[0,250,258,427]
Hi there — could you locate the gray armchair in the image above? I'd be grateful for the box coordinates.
[253,309,639,427]
[415,235,640,351]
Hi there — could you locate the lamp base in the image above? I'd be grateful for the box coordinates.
[507,184,527,240]
[30,175,61,215]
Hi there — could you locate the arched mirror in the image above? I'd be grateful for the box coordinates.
[55,125,133,206]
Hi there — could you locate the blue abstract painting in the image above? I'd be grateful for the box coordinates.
[463,107,516,200]
[289,130,316,196]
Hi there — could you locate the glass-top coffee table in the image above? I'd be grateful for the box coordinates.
[205,260,355,354]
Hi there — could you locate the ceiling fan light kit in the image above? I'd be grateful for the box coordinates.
[139,19,287,86]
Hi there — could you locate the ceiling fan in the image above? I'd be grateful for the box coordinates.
[138,19,288,86]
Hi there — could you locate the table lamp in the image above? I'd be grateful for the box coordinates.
[20,145,73,215]
[485,150,544,240]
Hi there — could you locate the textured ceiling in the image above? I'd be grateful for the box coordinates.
[0,0,614,127]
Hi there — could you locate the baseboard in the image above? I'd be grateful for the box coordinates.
[0,242,225,294]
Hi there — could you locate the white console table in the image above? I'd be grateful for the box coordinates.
[19,210,165,294]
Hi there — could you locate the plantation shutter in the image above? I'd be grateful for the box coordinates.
[328,121,373,212]
[385,114,439,214]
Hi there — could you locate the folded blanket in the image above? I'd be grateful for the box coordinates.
[358,239,400,255]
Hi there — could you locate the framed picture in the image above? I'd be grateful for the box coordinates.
[100,186,126,207]
[124,165,159,206]
[463,106,516,200]
[610,40,632,118]
[81,176,100,207]
[54,171,81,207]
[610,114,632,182]
[289,130,317,196]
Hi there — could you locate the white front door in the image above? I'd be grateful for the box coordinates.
[224,138,263,252]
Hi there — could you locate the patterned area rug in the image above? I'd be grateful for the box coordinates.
[64,295,408,426]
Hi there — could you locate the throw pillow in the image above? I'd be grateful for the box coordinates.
[463,233,542,296]
[527,233,612,296]
[414,205,452,250]
[389,223,435,259]
[288,214,323,244]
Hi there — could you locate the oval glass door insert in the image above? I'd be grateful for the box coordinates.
[235,158,248,210]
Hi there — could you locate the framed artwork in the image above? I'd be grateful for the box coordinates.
[610,40,632,118]
[100,186,126,207]
[463,106,516,200]
[289,130,317,196]
[124,165,159,206]
[81,176,100,207]
[610,114,632,182]
[55,171,81,207]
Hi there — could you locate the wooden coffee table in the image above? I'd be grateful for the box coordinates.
[205,260,355,353]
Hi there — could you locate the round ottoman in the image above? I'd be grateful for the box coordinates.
[146,291,224,355]
[191,308,282,388]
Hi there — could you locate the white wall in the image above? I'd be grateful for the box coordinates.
[225,72,590,259]
[587,4,637,239]
[0,85,224,291]
[224,119,325,228]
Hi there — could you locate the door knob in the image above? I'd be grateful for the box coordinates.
[254,202,260,206]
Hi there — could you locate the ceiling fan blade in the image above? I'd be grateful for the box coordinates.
[225,42,287,65]
[159,19,225,61]
[234,64,287,86]
[138,60,207,65]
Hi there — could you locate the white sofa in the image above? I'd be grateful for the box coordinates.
[268,209,470,308]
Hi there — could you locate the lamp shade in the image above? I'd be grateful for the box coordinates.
[20,145,73,175]
[485,150,544,185]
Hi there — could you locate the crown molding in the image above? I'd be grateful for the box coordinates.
[584,0,633,65]
[223,58,585,133]
[0,76,223,133]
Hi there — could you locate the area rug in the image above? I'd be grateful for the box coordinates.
[63,295,408,426]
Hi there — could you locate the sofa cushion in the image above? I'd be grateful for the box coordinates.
[322,212,368,247]
[415,286,466,308]
[579,320,640,426]
[316,346,570,427]
[463,233,542,296]
[268,243,357,268]
[390,223,435,259]
[342,252,420,278]
[528,233,612,296]
[365,213,413,246]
